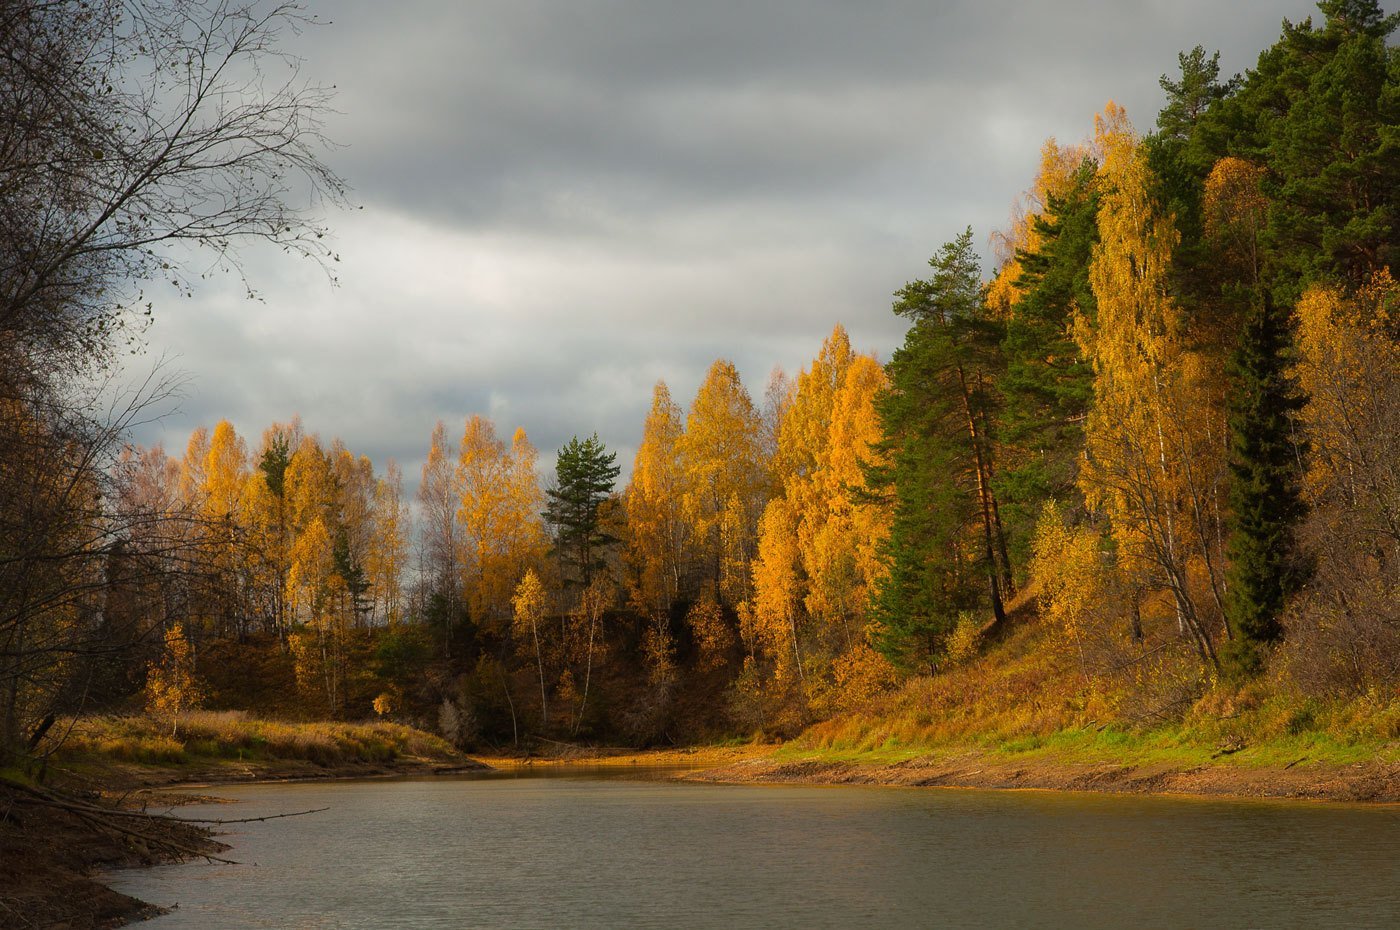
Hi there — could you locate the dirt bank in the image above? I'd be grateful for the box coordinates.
[1,752,488,929]
[0,782,225,929]
[687,750,1400,803]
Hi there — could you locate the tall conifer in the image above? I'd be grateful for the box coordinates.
[1222,293,1309,675]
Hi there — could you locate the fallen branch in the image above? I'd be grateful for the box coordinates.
[4,780,326,825]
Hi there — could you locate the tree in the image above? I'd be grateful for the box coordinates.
[1222,293,1309,675]
[418,421,462,647]
[1,0,344,766]
[995,157,1099,566]
[545,435,621,592]
[458,418,547,626]
[0,0,348,360]
[744,498,804,682]
[567,577,612,735]
[1294,276,1399,544]
[368,461,409,627]
[987,138,1098,317]
[869,228,1010,669]
[743,326,891,691]
[144,623,204,736]
[1078,103,1225,668]
[1157,46,1235,141]
[202,420,249,638]
[243,420,300,638]
[512,568,549,726]
[1192,0,1400,292]
[678,360,767,607]
[625,381,689,621]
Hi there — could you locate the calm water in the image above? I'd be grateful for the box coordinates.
[107,767,1400,929]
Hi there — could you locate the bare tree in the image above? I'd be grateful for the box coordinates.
[1,0,348,364]
[0,0,347,767]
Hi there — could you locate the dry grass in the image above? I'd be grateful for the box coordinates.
[791,613,1400,770]
[54,711,462,768]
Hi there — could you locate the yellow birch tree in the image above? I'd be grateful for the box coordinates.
[1077,102,1224,667]
[625,381,689,620]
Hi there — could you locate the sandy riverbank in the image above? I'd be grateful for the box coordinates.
[684,750,1400,803]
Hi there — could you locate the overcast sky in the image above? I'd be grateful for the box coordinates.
[130,0,1334,492]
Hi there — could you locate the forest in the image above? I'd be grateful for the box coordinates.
[2,0,1397,770]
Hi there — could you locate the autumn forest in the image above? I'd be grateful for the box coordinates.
[3,0,1398,771]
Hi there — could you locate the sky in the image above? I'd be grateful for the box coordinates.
[129,0,1331,492]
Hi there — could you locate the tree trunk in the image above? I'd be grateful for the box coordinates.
[957,362,1007,629]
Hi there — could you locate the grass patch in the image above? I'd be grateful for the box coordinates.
[52,711,462,770]
[785,617,1399,773]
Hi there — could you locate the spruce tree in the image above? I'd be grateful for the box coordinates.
[1222,293,1308,676]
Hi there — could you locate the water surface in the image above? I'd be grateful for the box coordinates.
[107,766,1400,929]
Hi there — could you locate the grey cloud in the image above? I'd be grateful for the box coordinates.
[132,0,1337,499]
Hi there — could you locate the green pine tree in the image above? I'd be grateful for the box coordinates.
[867,229,1009,670]
[1222,293,1309,676]
[1193,0,1400,295]
[545,434,621,590]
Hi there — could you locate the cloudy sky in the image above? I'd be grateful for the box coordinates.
[131,0,1330,490]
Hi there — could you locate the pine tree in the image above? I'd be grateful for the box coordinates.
[868,229,1009,670]
[1193,0,1400,293]
[545,434,621,591]
[1156,46,1235,142]
[1222,293,1309,675]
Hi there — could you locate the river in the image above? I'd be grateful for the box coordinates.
[106,766,1400,928]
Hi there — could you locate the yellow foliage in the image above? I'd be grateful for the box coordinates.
[686,585,734,672]
[746,327,891,686]
[1294,275,1400,506]
[678,360,765,606]
[1030,503,1110,648]
[987,137,1096,317]
[1202,157,1267,281]
[625,381,689,619]
[511,568,548,656]
[458,417,547,624]
[145,623,205,731]
[745,497,803,681]
[641,621,677,687]
[943,614,984,667]
[1076,102,1226,662]
[831,642,898,708]
[512,568,551,723]
[368,461,409,625]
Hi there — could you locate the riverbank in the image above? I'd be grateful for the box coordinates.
[48,711,485,792]
[3,713,484,928]
[685,746,1400,803]
[469,739,1400,803]
[0,778,226,929]
[474,742,771,771]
